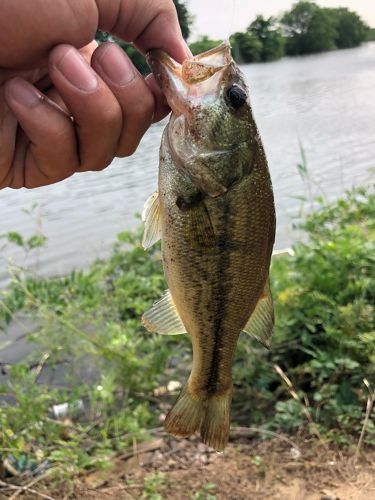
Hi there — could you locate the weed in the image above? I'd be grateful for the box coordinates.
[251,455,263,467]
[0,185,374,480]
[141,471,170,499]
[192,482,217,500]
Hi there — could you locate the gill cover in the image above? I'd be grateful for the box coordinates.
[147,43,252,198]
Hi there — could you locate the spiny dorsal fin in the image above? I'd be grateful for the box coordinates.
[142,191,161,249]
[142,290,187,335]
[242,278,274,349]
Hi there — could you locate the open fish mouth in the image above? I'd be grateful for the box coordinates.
[147,42,233,114]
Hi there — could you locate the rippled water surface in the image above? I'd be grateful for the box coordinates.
[1,44,374,287]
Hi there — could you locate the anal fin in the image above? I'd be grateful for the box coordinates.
[242,278,274,348]
[142,290,186,335]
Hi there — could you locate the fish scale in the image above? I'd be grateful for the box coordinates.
[142,42,275,450]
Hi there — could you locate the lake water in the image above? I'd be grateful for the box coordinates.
[1,43,374,288]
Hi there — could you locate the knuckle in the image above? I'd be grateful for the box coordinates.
[98,102,122,130]
[49,122,74,143]
[0,155,15,189]
[126,92,154,121]
[82,157,112,172]
[118,142,139,158]
[155,0,176,17]
[0,168,13,188]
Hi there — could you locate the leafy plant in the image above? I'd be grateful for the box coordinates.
[0,186,374,481]
[142,472,170,499]
[233,185,374,444]
[192,482,217,500]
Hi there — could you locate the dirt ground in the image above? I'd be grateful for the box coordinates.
[1,432,375,499]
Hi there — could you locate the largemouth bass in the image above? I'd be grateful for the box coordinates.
[142,42,276,451]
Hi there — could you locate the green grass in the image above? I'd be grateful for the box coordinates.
[0,185,374,478]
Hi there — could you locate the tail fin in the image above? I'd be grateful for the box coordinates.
[164,385,232,451]
[164,385,204,438]
[200,390,232,451]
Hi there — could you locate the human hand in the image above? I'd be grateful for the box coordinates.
[0,0,190,188]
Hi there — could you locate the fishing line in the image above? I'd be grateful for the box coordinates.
[227,0,237,42]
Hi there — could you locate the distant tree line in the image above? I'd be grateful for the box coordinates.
[96,0,373,72]
[197,1,372,64]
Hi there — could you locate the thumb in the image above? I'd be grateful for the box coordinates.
[0,0,190,69]
[97,0,191,62]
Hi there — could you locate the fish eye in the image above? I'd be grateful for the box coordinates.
[225,85,247,109]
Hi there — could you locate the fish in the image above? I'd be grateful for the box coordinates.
[141,42,276,451]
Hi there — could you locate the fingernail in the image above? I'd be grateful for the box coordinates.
[7,78,42,108]
[97,43,136,86]
[57,48,98,91]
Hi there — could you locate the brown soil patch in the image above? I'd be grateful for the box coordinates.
[1,433,374,499]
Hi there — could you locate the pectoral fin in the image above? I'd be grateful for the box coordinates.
[142,191,162,249]
[183,204,216,249]
[242,279,274,348]
[142,290,187,335]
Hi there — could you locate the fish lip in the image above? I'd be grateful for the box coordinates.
[146,40,232,70]
[147,43,234,116]
[192,40,232,64]
[146,49,181,81]
[147,49,187,114]
[146,49,180,69]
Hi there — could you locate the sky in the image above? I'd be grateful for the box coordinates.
[187,0,375,40]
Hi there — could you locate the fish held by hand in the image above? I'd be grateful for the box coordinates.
[142,42,276,451]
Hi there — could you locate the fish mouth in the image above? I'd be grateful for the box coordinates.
[147,42,233,115]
